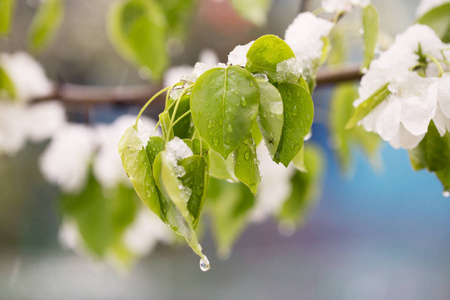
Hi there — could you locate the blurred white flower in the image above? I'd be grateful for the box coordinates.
[25,101,66,143]
[94,115,156,190]
[123,209,173,256]
[251,144,295,223]
[163,48,221,89]
[356,24,450,149]
[416,0,450,17]
[321,0,370,13]
[0,103,27,155]
[39,124,95,193]
[284,12,334,77]
[227,41,254,67]
[0,52,52,102]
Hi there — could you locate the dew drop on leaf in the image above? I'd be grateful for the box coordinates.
[227,124,233,132]
[240,97,247,107]
[213,138,219,146]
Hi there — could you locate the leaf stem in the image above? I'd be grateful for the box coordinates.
[426,54,444,77]
[166,86,192,142]
[134,86,171,128]
[172,110,191,127]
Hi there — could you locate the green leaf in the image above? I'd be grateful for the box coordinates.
[157,0,195,38]
[234,135,260,194]
[28,0,63,54]
[256,79,283,157]
[361,4,379,69]
[246,35,295,82]
[408,122,450,192]
[207,178,255,258]
[0,66,16,100]
[278,144,324,228]
[191,66,260,159]
[167,94,193,139]
[118,126,163,218]
[209,149,237,182]
[0,0,15,36]
[250,120,263,146]
[345,83,390,129]
[417,3,450,43]
[408,122,450,172]
[153,146,208,259]
[330,83,381,171]
[274,82,314,167]
[230,0,272,26]
[108,0,168,80]
[292,147,306,172]
[61,173,138,258]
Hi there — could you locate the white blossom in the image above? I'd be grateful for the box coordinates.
[356,24,450,149]
[416,0,450,17]
[251,144,295,223]
[433,74,450,136]
[0,52,52,102]
[0,103,27,155]
[25,102,66,143]
[284,12,334,77]
[123,209,173,256]
[321,0,370,13]
[94,115,156,190]
[39,124,95,193]
[163,65,194,87]
[227,41,254,66]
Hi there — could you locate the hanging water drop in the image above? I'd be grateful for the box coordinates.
[244,151,250,160]
[199,256,210,272]
[213,138,219,146]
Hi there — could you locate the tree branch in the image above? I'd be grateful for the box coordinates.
[32,65,362,105]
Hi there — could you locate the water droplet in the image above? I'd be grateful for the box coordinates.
[240,97,247,107]
[199,256,210,272]
[250,81,254,87]
[138,67,152,80]
[292,105,298,116]
[225,137,230,144]
[227,124,233,132]
[443,190,450,197]
[248,111,257,120]
[244,152,250,160]
[208,120,214,129]
[213,138,219,146]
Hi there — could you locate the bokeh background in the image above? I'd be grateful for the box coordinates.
[2,0,450,299]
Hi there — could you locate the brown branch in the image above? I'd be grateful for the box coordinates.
[32,65,362,105]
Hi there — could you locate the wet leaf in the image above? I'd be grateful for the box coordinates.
[256,79,283,157]
[234,135,260,194]
[274,82,314,167]
[246,35,295,82]
[191,66,260,159]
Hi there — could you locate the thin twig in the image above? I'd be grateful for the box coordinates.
[31,65,362,105]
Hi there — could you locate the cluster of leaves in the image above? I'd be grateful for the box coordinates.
[60,171,140,265]
[119,34,324,266]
